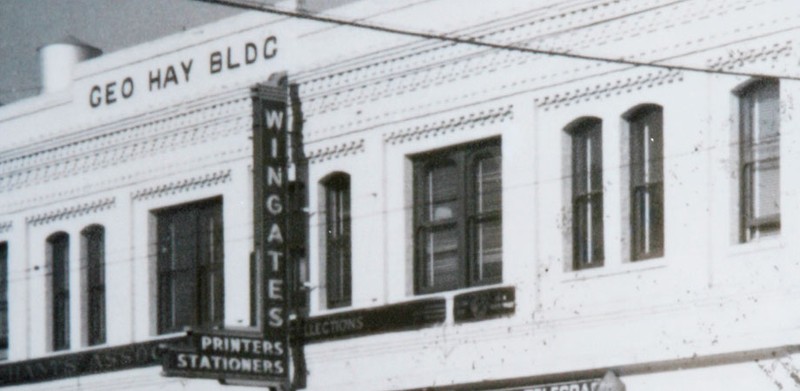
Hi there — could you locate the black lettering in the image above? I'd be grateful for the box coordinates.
[226,46,240,69]
[121,77,134,98]
[210,51,222,74]
[105,82,117,104]
[264,36,277,59]
[245,42,257,64]
[163,66,178,87]
[180,59,193,82]
[89,85,102,108]
[149,69,161,91]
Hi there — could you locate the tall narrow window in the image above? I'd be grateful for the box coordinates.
[323,173,351,309]
[156,198,224,334]
[48,232,70,351]
[82,225,105,346]
[414,138,502,294]
[0,242,7,359]
[629,106,664,260]
[569,119,604,270]
[740,79,780,241]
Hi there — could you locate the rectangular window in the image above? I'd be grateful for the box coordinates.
[156,198,224,334]
[0,242,7,359]
[414,138,502,294]
[82,226,105,346]
[570,119,604,269]
[629,107,664,260]
[324,174,351,309]
[740,80,780,241]
[48,233,70,351]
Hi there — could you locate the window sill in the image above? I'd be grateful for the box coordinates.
[561,258,668,282]
[729,235,782,257]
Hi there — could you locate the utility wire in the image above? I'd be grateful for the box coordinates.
[198,0,800,81]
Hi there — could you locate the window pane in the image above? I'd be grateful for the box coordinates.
[751,160,780,220]
[421,226,459,291]
[476,156,501,213]
[426,164,458,222]
[475,218,502,282]
[574,194,604,268]
[632,184,664,259]
[631,109,663,185]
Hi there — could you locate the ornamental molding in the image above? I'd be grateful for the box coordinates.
[26,197,116,226]
[306,139,365,164]
[131,169,232,201]
[297,0,781,117]
[535,70,683,110]
[0,94,251,193]
[0,221,11,234]
[384,105,513,145]
[706,40,793,71]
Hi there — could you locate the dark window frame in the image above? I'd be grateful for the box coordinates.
[155,197,224,334]
[48,232,70,351]
[82,225,106,346]
[0,242,7,358]
[413,138,502,295]
[739,79,780,242]
[627,106,664,261]
[323,173,352,309]
[568,118,604,270]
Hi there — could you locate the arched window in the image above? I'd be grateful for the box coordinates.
[322,173,351,308]
[626,105,664,260]
[567,118,604,270]
[47,232,70,351]
[82,225,105,346]
[738,79,780,241]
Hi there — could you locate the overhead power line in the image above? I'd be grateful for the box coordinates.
[198,0,800,81]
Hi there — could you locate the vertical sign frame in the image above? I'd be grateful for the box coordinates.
[252,75,291,389]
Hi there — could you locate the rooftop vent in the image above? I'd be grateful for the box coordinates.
[38,36,102,94]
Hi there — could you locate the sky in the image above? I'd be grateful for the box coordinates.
[0,0,245,104]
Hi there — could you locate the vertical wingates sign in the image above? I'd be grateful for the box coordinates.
[252,80,291,386]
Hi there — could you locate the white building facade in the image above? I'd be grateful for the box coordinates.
[1,1,800,390]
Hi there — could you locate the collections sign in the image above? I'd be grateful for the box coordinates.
[303,298,446,343]
[0,337,182,387]
[161,330,285,380]
[513,379,600,391]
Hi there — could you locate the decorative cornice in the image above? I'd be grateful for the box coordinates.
[306,140,365,164]
[131,169,232,201]
[706,40,793,71]
[26,197,116,226]
[384,105,513,145]
[297,0,782,117]
[0,221,11,234]
[0,95,251,193]
[535,70,683,110]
